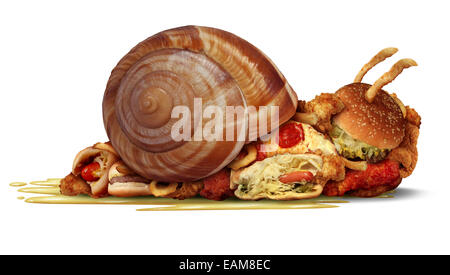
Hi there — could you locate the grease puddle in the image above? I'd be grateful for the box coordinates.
[10,178,394,211]
[9,182,27,187]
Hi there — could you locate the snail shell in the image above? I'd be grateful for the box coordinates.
[103,25,298,182]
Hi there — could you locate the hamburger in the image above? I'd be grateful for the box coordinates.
[329,83,405,163]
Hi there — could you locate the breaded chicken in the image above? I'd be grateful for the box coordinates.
[315,154,346,186]
[297,93,345,133]
[60,173,91,196]
[323,159,401,197]
[349,177,402,197]
[387,106,421,178]
[164,181,204,200]
[200,169,234,201]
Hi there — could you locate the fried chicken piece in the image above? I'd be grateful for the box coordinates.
[405,106,421,127]
[297,100,307,112]
[164,181,204,200]
[348,177,402,197]
[60,173,91,196]
[200,168,234,201]
[323,159,401,197]
[315,154,346,186]
[297,93,345,133]
[387,106,421,178]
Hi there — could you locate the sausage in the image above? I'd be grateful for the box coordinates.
[279,171,314,183]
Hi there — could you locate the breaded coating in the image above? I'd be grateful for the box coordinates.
[164,181,204,200]
[298,93,345,133]
[200,168,234,201]
[405,106,421,128]
[387,106,421,178]
[60,173,91,196]
[349,178,402,197]
[315,154,346,186]
[323,159,401,197]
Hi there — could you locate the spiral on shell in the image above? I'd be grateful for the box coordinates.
[103,25,298,182]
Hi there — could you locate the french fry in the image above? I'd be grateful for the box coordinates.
[365,58,417,103]
[354,47,398,83]
[293,112,319,126]
[342,157,368,171]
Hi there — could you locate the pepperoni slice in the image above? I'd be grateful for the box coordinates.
[81,162,101,182]
[278,123,304,148]
[256,142,267,161]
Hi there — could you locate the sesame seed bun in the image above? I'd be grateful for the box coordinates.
[333,83,406,150]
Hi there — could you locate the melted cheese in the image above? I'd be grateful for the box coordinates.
[261,121,337,158]
[87,155,107,184]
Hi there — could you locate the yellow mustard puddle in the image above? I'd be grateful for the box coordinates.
[9,182,27,187]
[9,178,394,211]
[375,190,396,198]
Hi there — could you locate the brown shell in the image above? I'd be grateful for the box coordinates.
[103,25,298,182]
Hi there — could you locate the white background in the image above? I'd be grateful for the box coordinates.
[0,0,449,254]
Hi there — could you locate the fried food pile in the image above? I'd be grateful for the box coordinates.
[294,48,421,197]
[60,48,421,201]
[297,93,345,133]
[229,121,346,200]
[297,94,420,197]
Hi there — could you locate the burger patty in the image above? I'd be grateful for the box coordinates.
[109,175,149,184]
